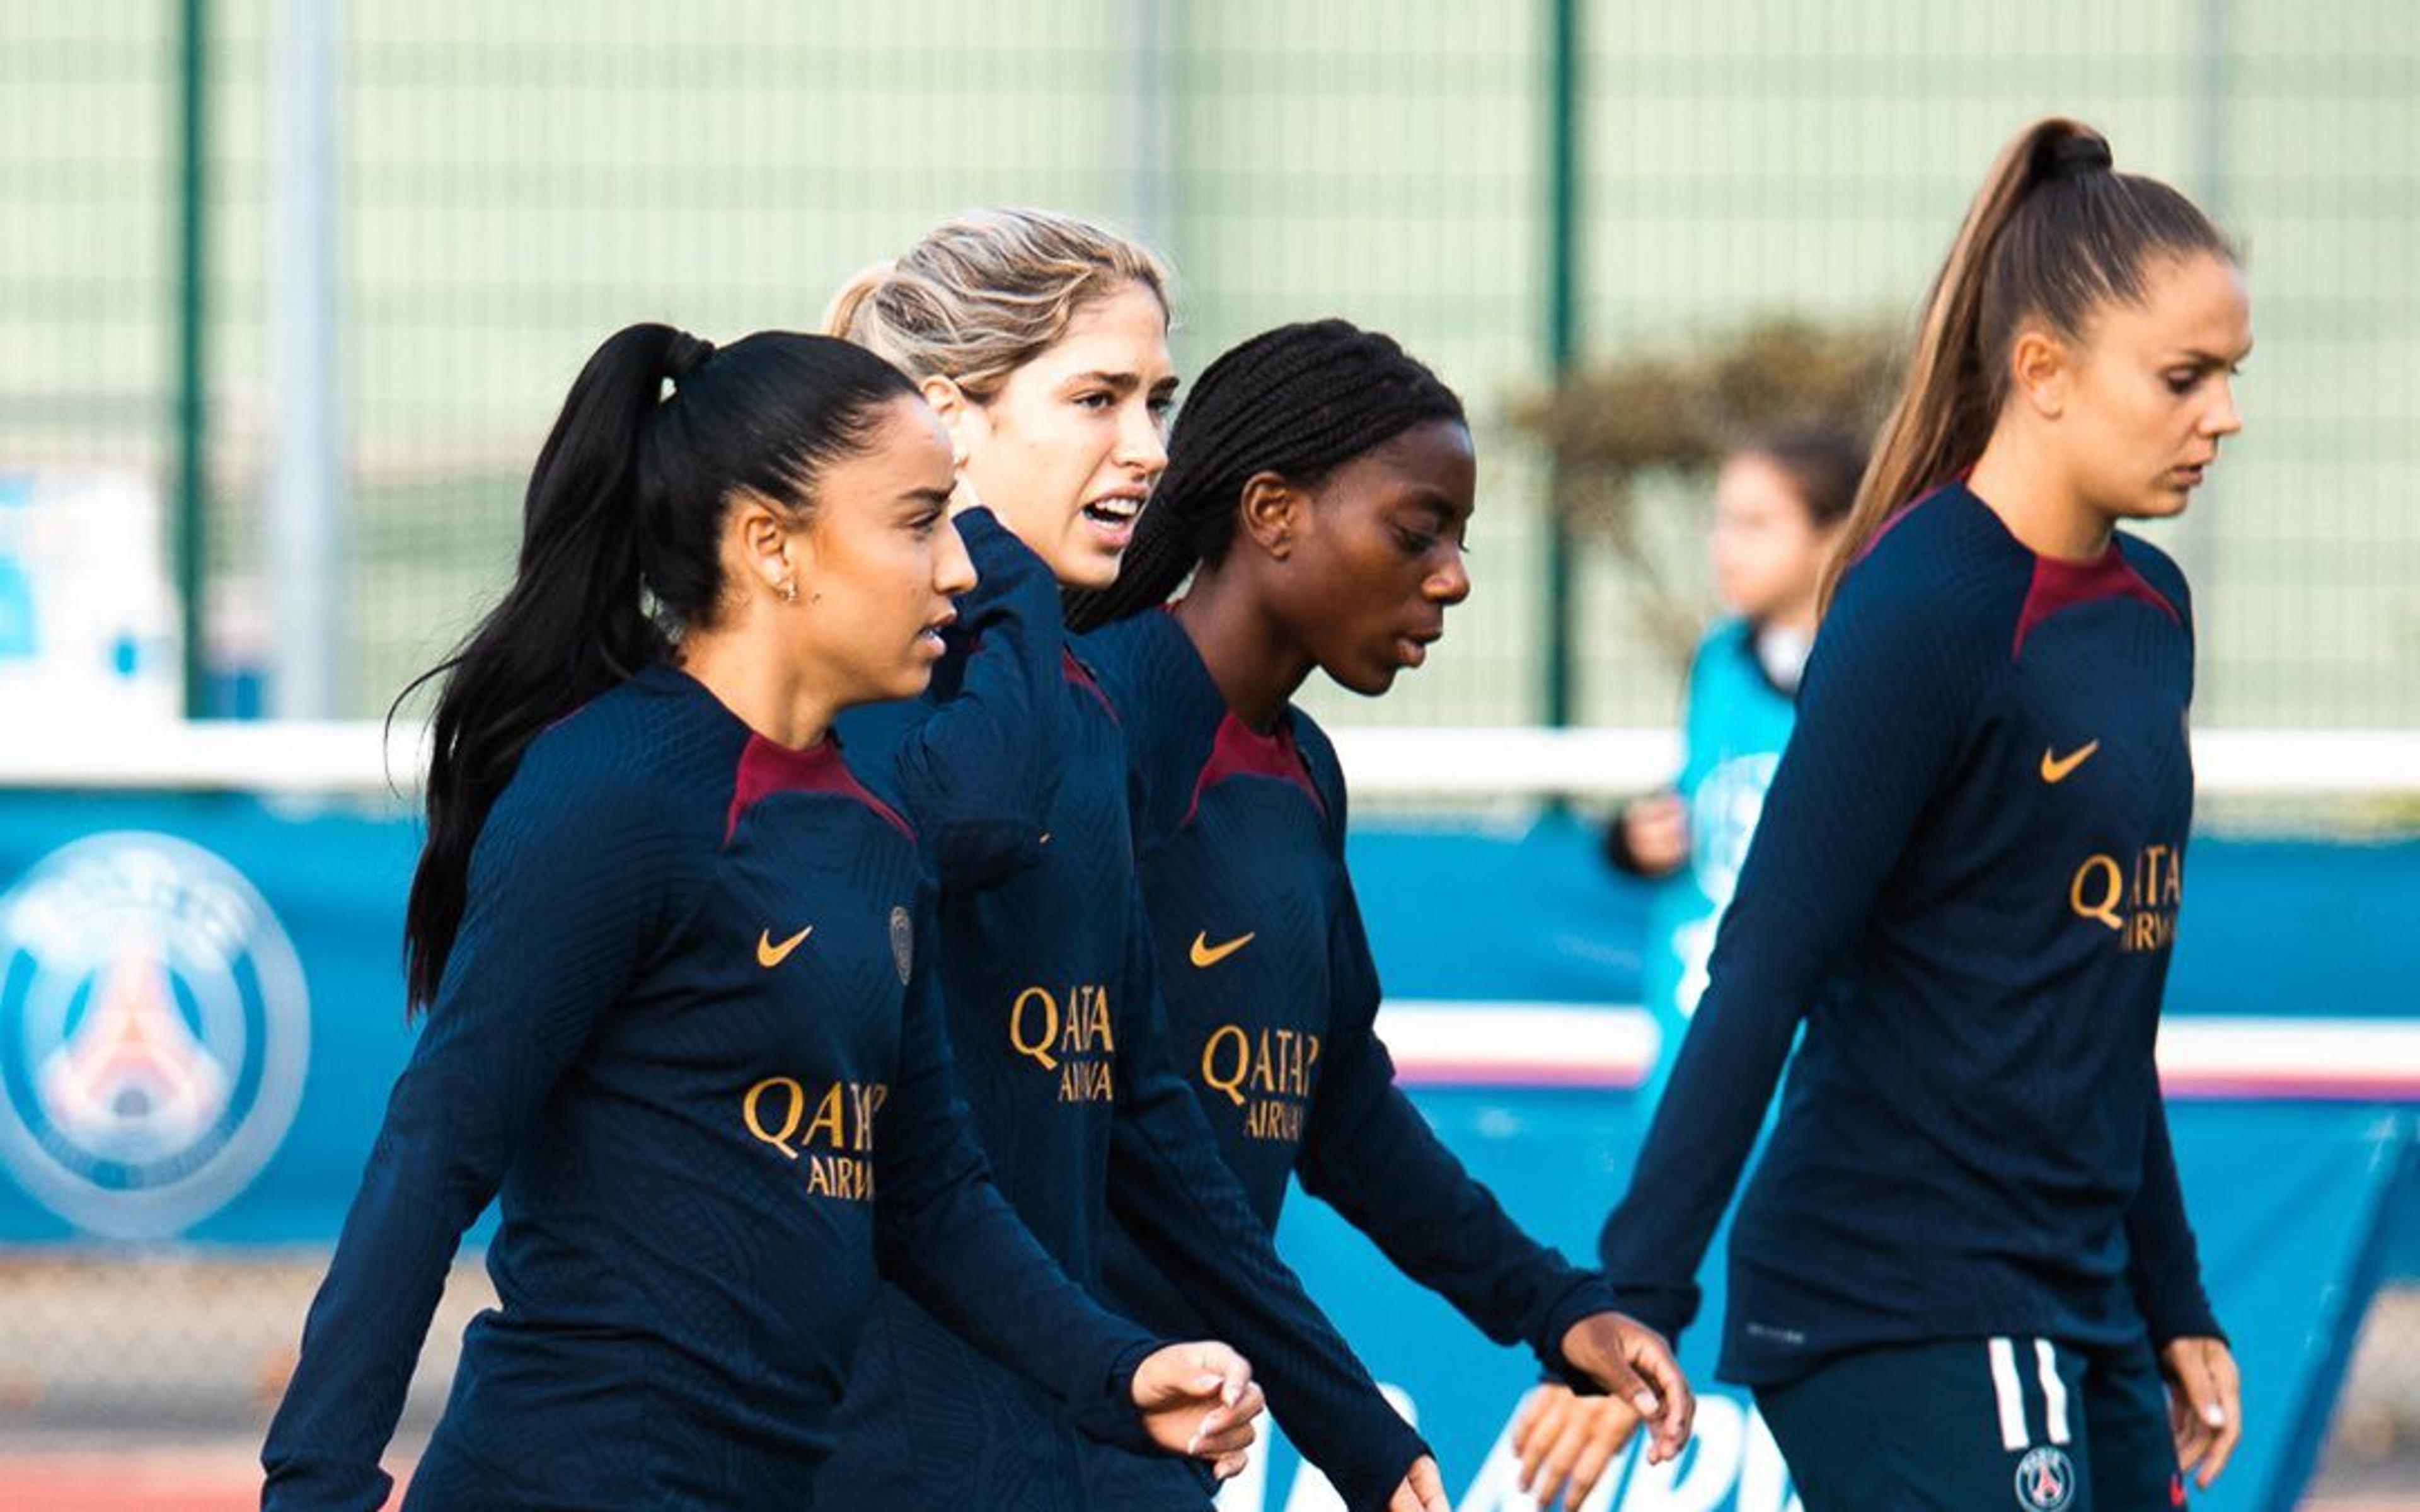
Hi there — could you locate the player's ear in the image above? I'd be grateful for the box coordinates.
[2008,324,2071,420]
[1236,471,1302,561]
[919,375,987,469]
[727,488,799,598]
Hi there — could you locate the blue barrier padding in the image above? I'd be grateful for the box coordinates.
[1,795,2414,1509]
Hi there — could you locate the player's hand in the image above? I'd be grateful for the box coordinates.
[1512,1383,1641,1510]
[1619,794,1690,877]
[2160,1336,2242,1490]
[1559,1310,1695,1464]
[1131,1341,1262,1480]
[1386,1453,1451,1512]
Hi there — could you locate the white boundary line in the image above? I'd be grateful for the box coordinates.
[1330,727,2420,800]
[1381,1003,2420,1100]
[1378,1003,1664,1089]
[3,724,2416,799]
[0,721,430,796]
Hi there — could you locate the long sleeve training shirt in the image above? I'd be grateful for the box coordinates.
[823,512,1427,1512]
[260,662,1158,1511]
[1598,483,2221,1388]
[1081,606,1618,1377]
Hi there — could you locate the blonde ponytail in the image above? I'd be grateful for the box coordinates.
[821,260,896,345]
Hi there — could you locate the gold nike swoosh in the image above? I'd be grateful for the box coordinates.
[1189,931,1255,969]
[2040,740,2101,784]
[757,925,813,968]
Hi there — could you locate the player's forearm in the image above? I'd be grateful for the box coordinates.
[1596,968,1805,1341]
[877,932,1165,1450]
[1108,1076,1426,1509]
[2123,1092,2223,1344]
[879,1171,1161,1451]
[262,1087,497,1511]
[1304,1071,1615,1372]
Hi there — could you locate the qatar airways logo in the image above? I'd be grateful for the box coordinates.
[1200,1024,1320,1144]
[2068,840,2184,954]
[743,1075,887,1202]
[1008,982,1117,1103]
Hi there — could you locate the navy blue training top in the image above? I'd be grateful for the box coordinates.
[1598,483,2222,1387]
[1082,607,1618,1373]
[824,512,1427,1512]
[260,662,1159,1511]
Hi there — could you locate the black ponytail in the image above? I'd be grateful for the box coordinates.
[1065,319,1465,632]
[398,323,914,1009]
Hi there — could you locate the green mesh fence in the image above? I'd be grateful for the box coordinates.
[1,4,2416,1495]
[4,4,2412,730]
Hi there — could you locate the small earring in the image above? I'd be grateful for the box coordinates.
[780,580,798,604]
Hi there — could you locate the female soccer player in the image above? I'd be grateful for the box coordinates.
[260,325,1260,1510]
[1581,118,2252,1510]
[1062,318,1697,1510]
[821,212,1470,1512]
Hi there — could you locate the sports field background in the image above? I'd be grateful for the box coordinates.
[2,4,2417,1509]
[3,2,2416,731]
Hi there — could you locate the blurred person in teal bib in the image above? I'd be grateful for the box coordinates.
[1605,427,1862,1033]
[1514,428,1860,1507]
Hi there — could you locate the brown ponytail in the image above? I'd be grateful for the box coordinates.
[1822,117,2233,610]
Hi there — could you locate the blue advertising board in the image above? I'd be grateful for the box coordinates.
[1,796,2414,1509]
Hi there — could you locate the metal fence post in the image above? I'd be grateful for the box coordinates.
[1543,0,1581,729]
[268,0,344,719]
[2183,0,2229,664]
[1121,0,1178,263]
[173,0,210,718]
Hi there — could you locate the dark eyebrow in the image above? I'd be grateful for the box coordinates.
[1397,490,1472,530]
[1064,370,1182,400]
[899,486,954,508]
[2173,343,2252,367]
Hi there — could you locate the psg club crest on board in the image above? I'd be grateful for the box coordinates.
[2014,1445,2078,1512]
[0,833,309,1237]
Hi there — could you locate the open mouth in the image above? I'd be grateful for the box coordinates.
[918,607,957,651]
[1082,493,1144,531]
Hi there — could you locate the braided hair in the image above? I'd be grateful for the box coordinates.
[1065,318,1465,631]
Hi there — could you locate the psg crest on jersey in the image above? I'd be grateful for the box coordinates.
[0,833,309,1238]
[2014,1446,2078,1512]
[889,905,914,985]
